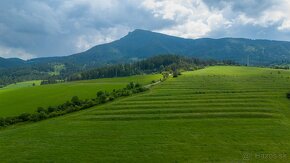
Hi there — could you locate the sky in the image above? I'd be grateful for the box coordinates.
[1,0,290,60]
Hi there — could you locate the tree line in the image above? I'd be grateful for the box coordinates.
[0,81,154,127]
[0,54,236,87]
[68,55,236,81]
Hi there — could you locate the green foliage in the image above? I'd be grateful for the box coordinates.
[0,82,150,128]
[18,113,31,122]
[71,96,81,105]
[1,66,290,162]
[69,55,230,81]
[0,74,161,117]
[287,92,290,99]
[173,70,179,78]
[37,107,46,113]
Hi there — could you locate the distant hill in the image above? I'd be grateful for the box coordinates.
[0,57,25,68]
[30,29,290,66]
[2,29,290,69]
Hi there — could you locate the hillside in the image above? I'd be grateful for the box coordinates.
[29,29,290,66]
[0,74,161,117]
[0,66,290,162]
[2,29,290,70]
[0,57,25,69]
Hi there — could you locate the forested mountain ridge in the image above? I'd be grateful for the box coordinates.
[2,29,290,86]
[0,57,25,68]
[28,29,290,66]
[2,29,290,69]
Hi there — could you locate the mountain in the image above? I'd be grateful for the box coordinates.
[32,29,290,66]
[0,57,25,69]
[3,29,290,68]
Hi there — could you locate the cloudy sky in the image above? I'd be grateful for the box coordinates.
[1,0,290,60]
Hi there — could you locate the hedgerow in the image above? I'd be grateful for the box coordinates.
[0,82,149,128]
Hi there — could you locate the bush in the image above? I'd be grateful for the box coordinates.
[30,112,48,122]
[71,96,81,105]
[18,113,31,122]
[97,91,105,97]
[287,92,290,99]
[173,70,179,78]
[37,107,46,113]
[47,106,57,113]
[126,82,135,89]
[0,117,6,127]
[98,94,107,103]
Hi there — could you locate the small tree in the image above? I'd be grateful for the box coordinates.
[135,83,141,88]
[0,117,6,126]
[18,113,31,122]
[37,107,46,113]
[71,96,81,105]
[98,94,107,103]
[173,70,179,78]
[97,91,104,97]
[126,82,135,89]
[162,72,169,79]
[287,92,290,99]
[47,106,57,113]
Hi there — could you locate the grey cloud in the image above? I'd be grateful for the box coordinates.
[203,0,278,17]
[0,0,289,59]
[0,0,171,59]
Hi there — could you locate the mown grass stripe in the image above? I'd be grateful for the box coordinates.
[84,112,279,121]
[89,108,278,116]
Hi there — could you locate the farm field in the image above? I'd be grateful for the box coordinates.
[1,66,290,162]
[0,74,161,117]
[1,80,42,90]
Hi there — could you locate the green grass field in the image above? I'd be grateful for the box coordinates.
[1,80,42,90]
[0,66,290,162]
[0,74,162,117]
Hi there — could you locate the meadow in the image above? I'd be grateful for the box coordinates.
[0,74,162,117]
[0,66,290,162]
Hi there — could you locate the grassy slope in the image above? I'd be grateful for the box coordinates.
[0,74,162,117]
[1,80,42,90]
[1,66,290,162]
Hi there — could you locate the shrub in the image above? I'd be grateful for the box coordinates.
[135,83,141,88]
[37,107,46,113]
[4,117,20,125]
[98,94,107,103]
[30,112,48,122]
[71,96,81,105]
[287,92,290,99]
[126,82,135,89]
[0,117,6,127]
[18,113,31,122]
[173,70,179,78]
[97,91,105,97]
[47,106,57,113]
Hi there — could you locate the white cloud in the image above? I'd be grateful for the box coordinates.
[75,26,130,52]
[142,0,230,38]
[0,46,34,60]
[278,20,290,31]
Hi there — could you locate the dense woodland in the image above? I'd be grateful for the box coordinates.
[68,55,236,81]
[0,55,236,87]
[0,65,52,88]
